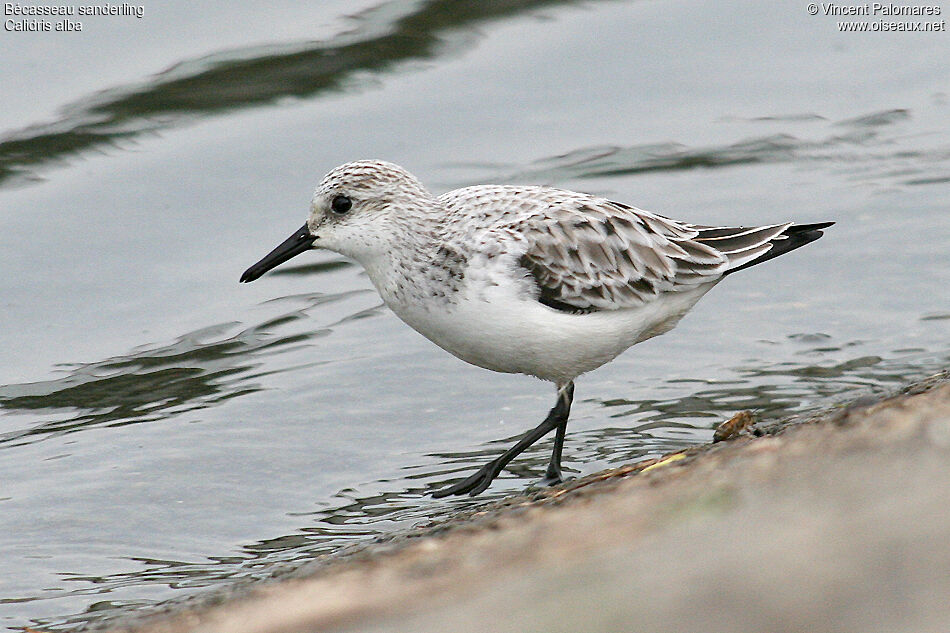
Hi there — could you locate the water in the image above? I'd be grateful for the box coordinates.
[1,0,948,629]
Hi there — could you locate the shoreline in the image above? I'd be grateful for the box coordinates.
[105,369,950,633]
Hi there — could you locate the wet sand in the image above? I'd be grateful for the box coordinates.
[107,370,950,633]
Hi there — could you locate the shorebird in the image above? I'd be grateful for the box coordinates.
[240,160,832,497]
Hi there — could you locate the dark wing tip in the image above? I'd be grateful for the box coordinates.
[790,221,835,232]
[722,220,834,276]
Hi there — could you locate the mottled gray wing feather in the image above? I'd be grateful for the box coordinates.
[519,200,789,312]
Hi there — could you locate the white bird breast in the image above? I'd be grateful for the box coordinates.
[381,257,716,384]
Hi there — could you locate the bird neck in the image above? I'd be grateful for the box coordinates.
[359,202,458,310]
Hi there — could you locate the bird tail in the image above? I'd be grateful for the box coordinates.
[697,221,834,276]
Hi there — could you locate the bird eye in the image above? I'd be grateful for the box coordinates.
[330,195,352,214]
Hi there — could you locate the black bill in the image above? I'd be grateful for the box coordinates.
[240,223,315,283]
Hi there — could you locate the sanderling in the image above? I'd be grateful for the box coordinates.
[241,160,832,497]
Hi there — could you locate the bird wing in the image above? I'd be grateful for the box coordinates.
[518,199,789,313]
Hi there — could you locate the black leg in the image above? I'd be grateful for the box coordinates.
[541,417,568,485]
[433,382,575,498]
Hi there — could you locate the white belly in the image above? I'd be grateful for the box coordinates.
[384,280,716,385]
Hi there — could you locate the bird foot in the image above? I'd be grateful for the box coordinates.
[538,467,564,487]
[432,460,504,497]
[433,461,571,498]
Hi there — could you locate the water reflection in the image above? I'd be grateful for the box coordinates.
[0,0,584,188]
[502,109,950,187]
[0,291,364,449]
[31,339,947,631]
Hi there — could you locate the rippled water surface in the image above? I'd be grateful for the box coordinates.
[2,1,949,629]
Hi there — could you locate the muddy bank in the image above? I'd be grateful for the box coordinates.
[108,371,950,633]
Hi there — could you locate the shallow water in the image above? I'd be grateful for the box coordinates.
[2,1,949,629]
